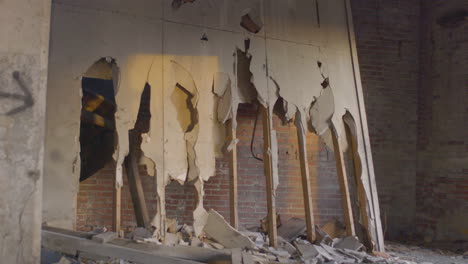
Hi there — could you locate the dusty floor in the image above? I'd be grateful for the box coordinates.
[385,242,467,264]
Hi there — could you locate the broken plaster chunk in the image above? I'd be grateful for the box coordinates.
[227,138,239,152]
[53,256,76,264]
[167,218,178,233]
[91,232,118,244]
[320,243,356,263]
[277,217,307,242]
[163,233,179,246]
[193,180,209,237]
[190,237,203,247]
[278,236,297,255]
[267,247,291,259]
[293,241,319,259]
[213,72,232,123]
[333,236,363,251]
[309,86,335,136]
[310,245,334,261]
[240,8,263,33]
[203,209,256,249]
[130,227,153,241]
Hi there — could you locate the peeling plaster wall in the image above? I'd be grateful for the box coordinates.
[44,0,381,244]
[44,2,163,228]
[0,0,51,262]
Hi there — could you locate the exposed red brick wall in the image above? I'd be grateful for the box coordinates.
[77,104,343,232]
[350,0,421,239]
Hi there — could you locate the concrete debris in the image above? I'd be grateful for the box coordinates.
[240,231,265,248]
[315,225,333,246]
[277,217,307,242]
[268,247,291,259]
[294,242,319,259]
[242,250,255,264]
[203,209,256,249]
[190,237,202,247]
[45,226,463,264]
[92,232,118,244]
[129,227,153,241]
[179,224,194,242]
[89,227,107,235]
[333,236,364,251]
[54,256,76,264]
[278,236,297,255]
[164,232,180,246]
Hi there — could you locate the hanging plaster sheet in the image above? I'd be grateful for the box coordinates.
[44,3,163,227]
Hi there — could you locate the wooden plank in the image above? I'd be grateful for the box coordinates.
[41,230,205,264]
[295,115,316,242]
[42,226,94,239]
[344,122,373,250]
[125,130,150,228]
[343,0,385,251]
[260,106,278,247]
[110,239,230,263]
[227,120,239,229]
[331,127,356,237]
[113,177,121,235]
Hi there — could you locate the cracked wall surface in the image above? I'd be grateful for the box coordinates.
[44,0,382,246]
[0,0,51,263]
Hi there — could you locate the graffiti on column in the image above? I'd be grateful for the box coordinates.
[0,71,34,115]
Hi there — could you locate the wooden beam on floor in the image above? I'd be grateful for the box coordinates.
[260,106,278,248]
[42,229,227,264]
[227,120,239,229]
[331,127,356,237]
[294,114,316,243]
[125,130,150,228]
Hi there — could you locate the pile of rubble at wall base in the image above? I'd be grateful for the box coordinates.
[134,209,419,264]
[42,210,428,264]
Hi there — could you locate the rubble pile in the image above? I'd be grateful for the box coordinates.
[130,209,417,263]
[44,210,453,264]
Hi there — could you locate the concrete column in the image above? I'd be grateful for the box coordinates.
[0,0,51,263]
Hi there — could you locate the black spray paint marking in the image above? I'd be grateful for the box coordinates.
[0,71,34,115]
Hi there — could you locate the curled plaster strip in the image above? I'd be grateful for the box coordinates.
[343,111,376,249]
[170,61,211,238]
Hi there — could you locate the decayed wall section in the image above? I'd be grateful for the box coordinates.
[44,0,382,247]
[43,2,163,228]
[76,105,344,231]
[417,0,468,241]
[0,0,51,262]
[351,0,421,240]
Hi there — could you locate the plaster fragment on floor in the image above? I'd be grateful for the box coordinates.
[203,209,256,249]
